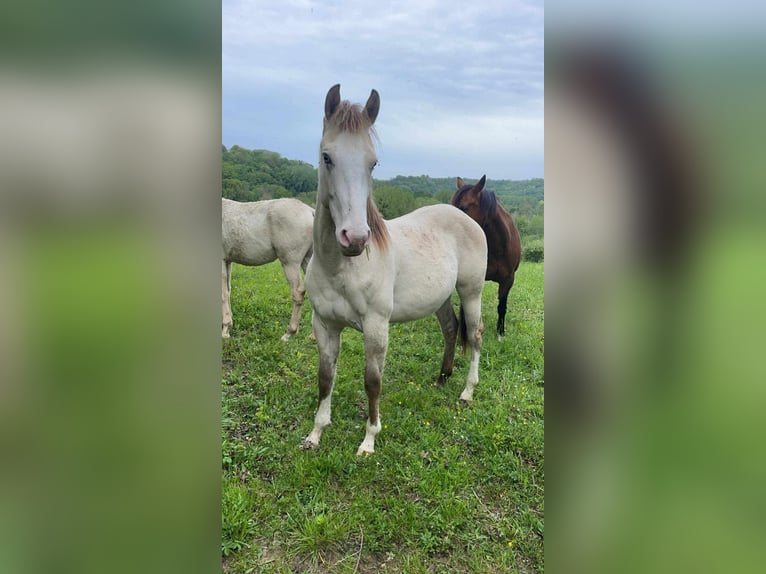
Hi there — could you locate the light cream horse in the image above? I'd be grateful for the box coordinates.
[303,84,487,455]
[222,197,314,341]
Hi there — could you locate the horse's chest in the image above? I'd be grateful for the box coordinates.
[310,270,392,329]
[311,287,366,330]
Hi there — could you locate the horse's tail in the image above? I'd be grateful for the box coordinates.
[459,305,468,354]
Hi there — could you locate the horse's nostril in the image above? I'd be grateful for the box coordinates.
[339,229,351,247]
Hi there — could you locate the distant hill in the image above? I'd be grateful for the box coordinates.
[224,144,541,207]
[380,175,543,216]
[222,144,543,237]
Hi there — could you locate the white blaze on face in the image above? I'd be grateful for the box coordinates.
[322,131,375,255]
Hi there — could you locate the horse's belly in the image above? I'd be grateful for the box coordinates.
[389,297,446,323]
[390,274,456,323]
[225,242,277,266]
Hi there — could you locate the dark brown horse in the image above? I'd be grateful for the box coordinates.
[451,175,522,336]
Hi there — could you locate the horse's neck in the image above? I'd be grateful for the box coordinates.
[482,214,508,248]
[312,201,345,268]
[483,210,519,255]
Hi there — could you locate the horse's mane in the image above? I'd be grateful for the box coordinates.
[326,101,379,139]
[478,190,498,226]
[367,194,390,250]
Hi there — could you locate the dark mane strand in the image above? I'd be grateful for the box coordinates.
[478,190,498,226]
[367,195,390,250]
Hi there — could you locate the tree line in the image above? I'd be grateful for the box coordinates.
[222,144,543,239]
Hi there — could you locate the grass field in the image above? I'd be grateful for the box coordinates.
[222,260,544,573]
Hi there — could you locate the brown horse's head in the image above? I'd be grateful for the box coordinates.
[451,175,497,226]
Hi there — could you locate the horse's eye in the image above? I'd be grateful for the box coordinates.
[322,153,332,166]
[370,160,378,172]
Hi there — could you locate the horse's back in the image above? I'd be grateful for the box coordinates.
[222,198,313,265]
[386,205,487,321]
[389,204,487,266]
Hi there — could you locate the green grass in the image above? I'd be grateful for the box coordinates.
[222,261,544,573]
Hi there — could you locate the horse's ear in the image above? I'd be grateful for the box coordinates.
[473,175,487,193]
[325,84,341,120]
[365,89,380,124]
[457,177,465,189]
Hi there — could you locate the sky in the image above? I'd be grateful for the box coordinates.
[222,0,543,180]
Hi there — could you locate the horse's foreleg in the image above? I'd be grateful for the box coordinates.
[435,298,458,386]
[458,294,484,402]
[357,319,389,456]
[280,261,306,342]
[303,316,341,449]
[222,260,233,338]
[496,276,514,337]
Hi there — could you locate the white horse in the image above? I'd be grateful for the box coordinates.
[222,197,314,342]
[303,84,487,455]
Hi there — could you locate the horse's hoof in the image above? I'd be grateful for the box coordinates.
[301,438,319,450]
[222,332,230,339]
[356,448,373,457]
[435,373,450,387]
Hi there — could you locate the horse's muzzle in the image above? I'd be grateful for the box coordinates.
[338,228,370,257]
[340,241,366,257]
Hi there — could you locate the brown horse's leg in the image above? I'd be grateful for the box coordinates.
[496,275,514,336]
[303,317,341,449]
[357,318,389,455]
[435,297,458,386]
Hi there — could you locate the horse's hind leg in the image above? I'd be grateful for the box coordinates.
[457,291,484,402]
[300,248,317,340]
[222,260,233,338]
[496,275,514,336]
[435,298,458,386]
[280,260,306,342]
[304,316,341,449]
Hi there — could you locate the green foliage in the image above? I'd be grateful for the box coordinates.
[373,185,416,218]
[415,195,439,209]
[222,260,544,572]
[516,200,544,241]
[222,178,250,201]
[222,145,319,202]
[294,191,317,208]
[220,145,543,232]
[434,188,455,204]
[222,480,257,556]
[385,174,447,195]
[253,183,290,200]
[381,175,544,217]
[523,238,544,262]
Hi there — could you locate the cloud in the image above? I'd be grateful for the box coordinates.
[223,0,543,179]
